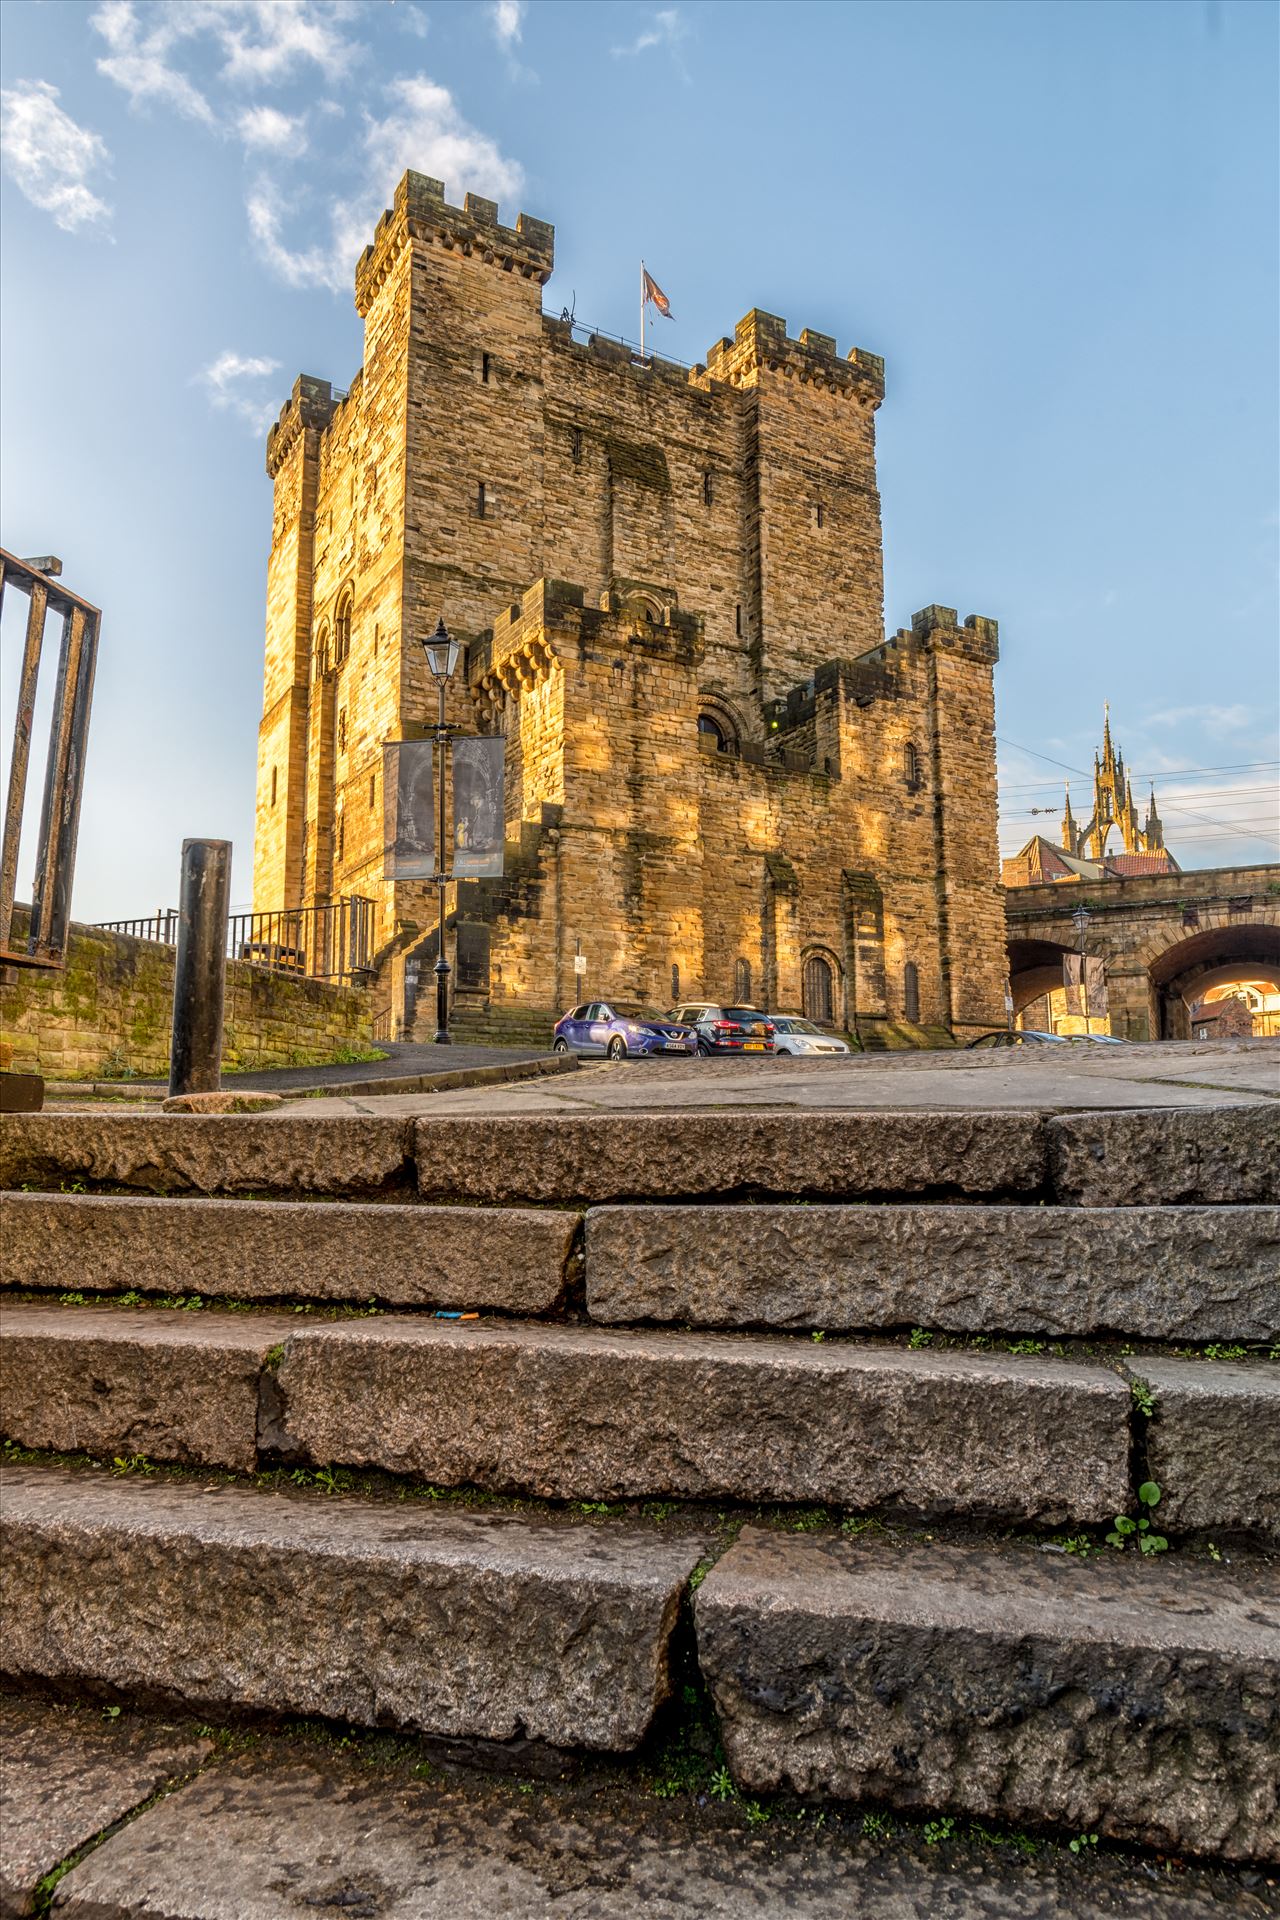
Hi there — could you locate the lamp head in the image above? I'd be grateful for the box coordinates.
[422,618,460,684]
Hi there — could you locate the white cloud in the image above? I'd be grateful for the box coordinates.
[0,80,113,233]
[612,7,689,66]
[217,0,360,86]
[90,0,360,124]
[246,75,526,293]
[394,2,430,39]
[237,105,307,156]
[91,0,217,125]
[196,347,282,433]
[1143,704,1254,735]
[489,1,525,48]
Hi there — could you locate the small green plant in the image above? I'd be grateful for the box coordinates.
[923,1816,956,1845]
[101,1704,122,1720]
[861,1811,893,1840]
[789,1507,831,1532]
[264,1344,285,1371]
[1205,1541,1222,1563]
[709,1765,736,1803]
[1106,1481,1167,1554]
[1129,1377,1156,1418]
[907,1328,933,1349]
[1069,1832,1098,1854]
[59,1291,88,1306]
[742,1799,770,1826]
[111,1454,157,1477]
[811,1329,825,1343]
[1005,1338,1045,1356]
[1203,1344,1246,1362]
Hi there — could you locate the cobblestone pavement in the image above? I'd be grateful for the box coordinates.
[284,1038,1279,1118]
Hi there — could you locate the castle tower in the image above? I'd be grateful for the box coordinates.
[252,172,1007,1041]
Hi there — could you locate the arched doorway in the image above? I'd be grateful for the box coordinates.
[803,952,835,1025]
[1148,925,1280,1040]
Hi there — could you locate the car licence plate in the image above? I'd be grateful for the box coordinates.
[663,1042,691,1051]
[742,1041,765,1051]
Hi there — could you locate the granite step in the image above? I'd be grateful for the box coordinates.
[3,1698,1268,1920]
[695,1526,1280,1862]
[0,1190,576,1313]
[0,1463,706,1752]
[0,1302,1129,1522]
[7,1306,1277,1540]
[584,1202,1280,1342]
[2,1105,1275,1205]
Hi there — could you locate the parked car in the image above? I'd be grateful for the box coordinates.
[668,1003,776,1055]
[966,1029,1068,1047]
[552,1002,698,1059]
[769,1015,850,1057]
[966,1028,1123,1048]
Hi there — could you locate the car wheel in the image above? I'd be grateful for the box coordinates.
[696,1036,712,1056]
[607,1036,627,1060]
[552,1037,570,1054]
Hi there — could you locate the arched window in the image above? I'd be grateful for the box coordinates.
[313,623,330,679]
[734,957,752,1003]
[903,961,920,1024]
[698,713,728,752]
[903,740,921,787]
[698,702,740,756]
[334,591,353,666]
[803,954,834,1025]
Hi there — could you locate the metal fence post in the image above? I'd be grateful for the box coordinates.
[169,839,231,1097]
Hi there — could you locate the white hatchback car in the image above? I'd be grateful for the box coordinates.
[770,1016,850,1057]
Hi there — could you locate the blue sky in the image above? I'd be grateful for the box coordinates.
[2,0,1277,920]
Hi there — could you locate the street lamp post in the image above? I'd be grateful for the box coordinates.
[1071,901,1091,1033]
[422,618,460,1044]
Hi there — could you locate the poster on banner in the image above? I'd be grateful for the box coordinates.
[383,741,435,878]
[1084,956,1108,1013]
[453,735,506,877]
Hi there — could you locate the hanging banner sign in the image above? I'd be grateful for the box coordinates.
[383,740,436,878]
[1062,952,1083,1018]
[452,735,506,878]
[1084,955,1108,1014]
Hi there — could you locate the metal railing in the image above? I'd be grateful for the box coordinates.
[96,896,376,985]
[0,550,101,970]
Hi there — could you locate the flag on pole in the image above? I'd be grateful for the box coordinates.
[642,268,673,318]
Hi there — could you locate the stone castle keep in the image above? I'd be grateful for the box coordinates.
[254,169,1007,1040]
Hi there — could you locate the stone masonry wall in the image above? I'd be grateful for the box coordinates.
[0,916,371,1079]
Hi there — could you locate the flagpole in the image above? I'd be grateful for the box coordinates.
[640,259,645,360]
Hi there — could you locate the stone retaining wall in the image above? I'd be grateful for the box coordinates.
[0,914,371,1079]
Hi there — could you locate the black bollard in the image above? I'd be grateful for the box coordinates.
[168,839,231,1097]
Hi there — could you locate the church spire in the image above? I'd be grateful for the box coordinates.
[1061,782,1078,853]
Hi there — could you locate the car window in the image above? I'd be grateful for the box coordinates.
[568,1005,589,1021]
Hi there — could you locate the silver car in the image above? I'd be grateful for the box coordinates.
[770,1016,850,1057]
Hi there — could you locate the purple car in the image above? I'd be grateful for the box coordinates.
[552,1002,698,1059]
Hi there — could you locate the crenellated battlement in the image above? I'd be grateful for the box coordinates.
[265,375,339,479]
[702,309,885,405]
[354,169,554,316]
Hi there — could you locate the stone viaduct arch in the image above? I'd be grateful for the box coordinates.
[1004,864,1280,1041]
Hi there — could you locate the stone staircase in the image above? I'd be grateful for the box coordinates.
[0,1101,1278,1902]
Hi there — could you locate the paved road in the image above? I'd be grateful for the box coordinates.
[285,1037,1280,1118]
[222,1040,549,1092]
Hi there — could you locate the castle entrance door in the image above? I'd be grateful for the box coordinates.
[803,953,834,1025]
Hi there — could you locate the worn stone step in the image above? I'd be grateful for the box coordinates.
[278,1316,1130,1525]
[695,1527,1280,1862]
[0,1191,576,1312]
[584,1203,1280,1342]
[3,1105,1275,1206]
[8,1700,1262,1920]
[0,1304,300,1470]
[3,1702,1263,1920]
[1136,1358,1280,1543]
[0,1113,414,1197]
[0,1464,706,1752]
